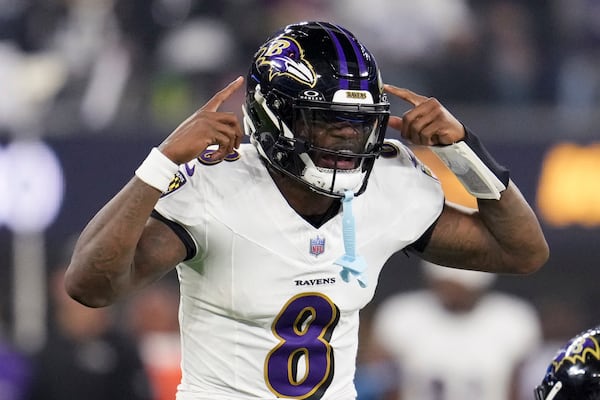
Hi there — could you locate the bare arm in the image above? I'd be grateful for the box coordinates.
[422,184,548,274]
[384,84,549,274]
[65,77,245,307]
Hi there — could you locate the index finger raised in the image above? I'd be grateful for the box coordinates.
[384,84,428,107]
[201,76,245,112]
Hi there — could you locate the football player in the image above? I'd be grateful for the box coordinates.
[535,326,600,400]
[372,260,542,400]
[65,21,549,399]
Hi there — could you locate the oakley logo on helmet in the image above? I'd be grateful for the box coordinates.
[255,37,317,87]
[299,90,325,101]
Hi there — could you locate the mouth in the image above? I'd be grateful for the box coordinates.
[315,152,359,170]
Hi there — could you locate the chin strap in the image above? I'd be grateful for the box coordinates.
[334,191,368,288]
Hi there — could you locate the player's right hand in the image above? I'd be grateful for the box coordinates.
[158,76,245,164]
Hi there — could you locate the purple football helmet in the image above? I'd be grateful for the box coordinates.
[243,21,389,198]
[535,326,600,400]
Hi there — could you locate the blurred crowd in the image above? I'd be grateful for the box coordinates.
[0,265,182,400]
[1,0,600,139]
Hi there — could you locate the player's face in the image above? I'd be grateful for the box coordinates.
[294,110,379,170]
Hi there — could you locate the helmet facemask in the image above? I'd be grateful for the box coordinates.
[244,85,389,198]
[534,381,563,400]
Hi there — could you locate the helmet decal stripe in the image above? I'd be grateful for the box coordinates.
[320,24,350,90]
[333,23,369,90]
[320,22,371,91]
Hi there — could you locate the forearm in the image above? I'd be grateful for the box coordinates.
[423,183,548,274]
[432,128,548,272]
[384,85,549,273]
[476,181,549,273]
[65,178,162,307]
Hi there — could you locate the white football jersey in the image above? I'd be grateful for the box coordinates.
[372,290,542,400]
[154,140,443,400]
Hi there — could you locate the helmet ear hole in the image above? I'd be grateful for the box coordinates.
[258,131,275,148]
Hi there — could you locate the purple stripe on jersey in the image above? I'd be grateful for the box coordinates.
[320,23,349,89]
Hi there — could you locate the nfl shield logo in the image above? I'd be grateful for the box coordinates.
[309,236,326,257]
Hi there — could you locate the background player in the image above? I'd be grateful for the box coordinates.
[371,260,541,400]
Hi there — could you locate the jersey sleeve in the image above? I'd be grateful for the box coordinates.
[153,166,205,260]
[150,210,197,261]
[375,139,445,249]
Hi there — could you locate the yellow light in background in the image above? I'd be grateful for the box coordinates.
[412,146,477,209]
[537,142,600,227]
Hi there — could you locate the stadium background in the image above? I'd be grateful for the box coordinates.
[0,0,599,365]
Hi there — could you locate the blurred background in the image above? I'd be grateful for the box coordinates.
[0,0,599,399]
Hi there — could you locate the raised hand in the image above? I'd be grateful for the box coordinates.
[158,76,245,164]
[384,84,465,146]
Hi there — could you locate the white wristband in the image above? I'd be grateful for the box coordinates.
[430,142,506,200]
[135,148,180,192]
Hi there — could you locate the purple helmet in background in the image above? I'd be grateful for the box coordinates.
[535,326,600,400]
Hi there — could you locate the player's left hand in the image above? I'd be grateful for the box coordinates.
[384,84,465,146]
